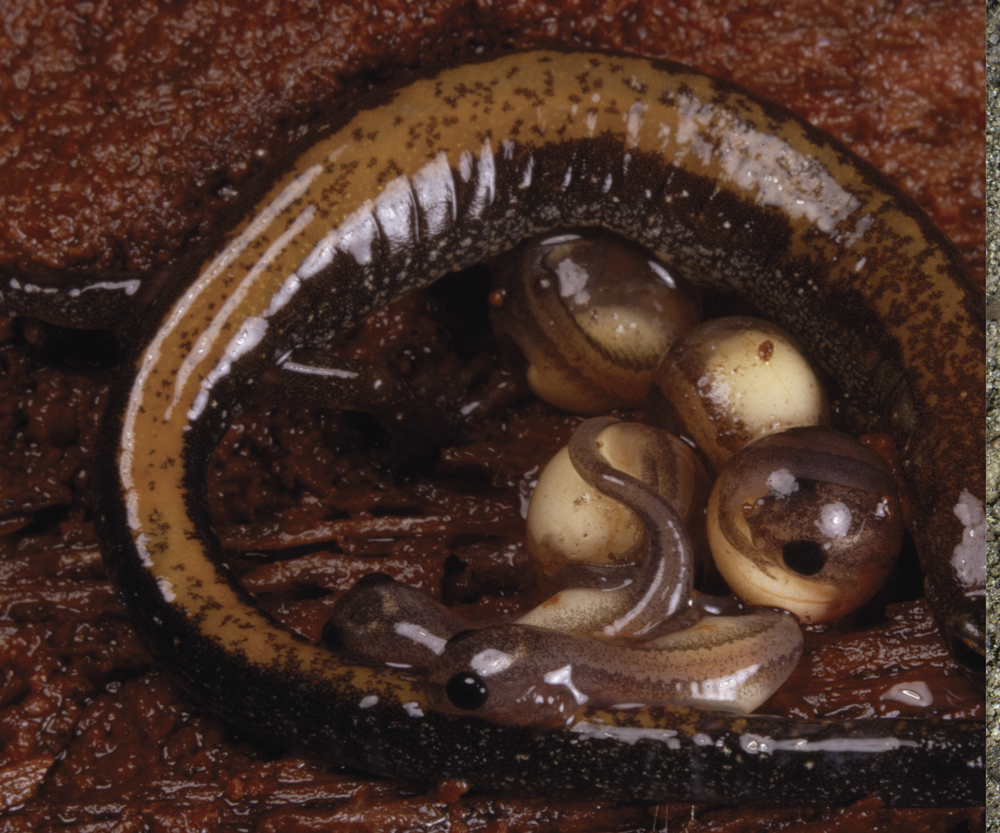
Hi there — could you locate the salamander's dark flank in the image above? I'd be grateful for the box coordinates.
[93,50,984,807]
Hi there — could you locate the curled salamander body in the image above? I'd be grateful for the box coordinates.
[92,51,984,806]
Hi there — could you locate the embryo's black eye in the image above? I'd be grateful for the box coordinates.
[446,672,489,710]
[782,540,826,576]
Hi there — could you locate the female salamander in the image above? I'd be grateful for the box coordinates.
[91,50,984,806]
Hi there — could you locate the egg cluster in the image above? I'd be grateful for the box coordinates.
[495,230,904,624]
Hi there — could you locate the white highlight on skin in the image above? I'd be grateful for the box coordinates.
[815,501,852,539]
[468,139,496,218]
[556,258,591,305]
[187,315,269,422]
[470,648,515,677]
[952,489,986,589]
[603,523,684,636]
[879,681,934,708]
[647,260,676,288]
[767,468,799,498]
[172,203,318,422]
[519,154,535,189]
[412,151,458,236]
[299,149,465,284]
[696,372,731,408]
[542,664,589,705]
[624,100,648,148]
[359,695,378,709]
[540,232,583,247]
[135,533,152,568]
[298,234,337,278]
[402,701,424,718]
[297,202,376,276]
[740,734,919,755]
[687,663,761,703]
[266,273,302,318]
[157,576,176,603]
[304,176,434,277]
[333,205,379,266]
[673,92,860,235]
[840,214,875,249]
[394,621,448,656]
[458,150,473,181]
[656,122,672,151]
[373,176,417,254]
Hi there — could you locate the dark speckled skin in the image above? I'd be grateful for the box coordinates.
[92,51,983,806]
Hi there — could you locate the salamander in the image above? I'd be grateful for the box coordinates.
[330,416,805,719]
[92,50,985,806]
